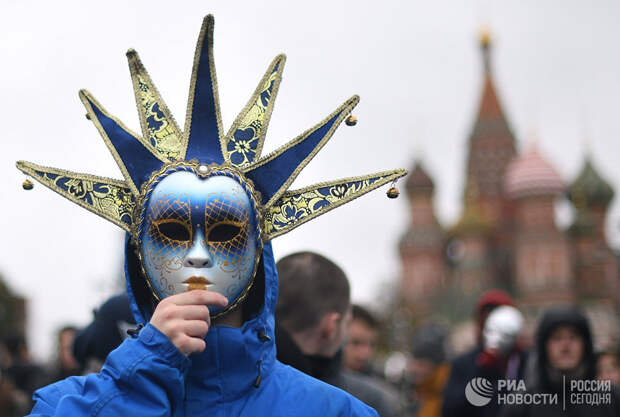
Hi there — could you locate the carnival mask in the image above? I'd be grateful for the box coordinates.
[138,166,261,316]
[482,305,524,354]
[17,15,406,320]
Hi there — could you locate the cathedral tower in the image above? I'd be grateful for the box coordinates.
[504,145,573,309]
[399,161,445,312]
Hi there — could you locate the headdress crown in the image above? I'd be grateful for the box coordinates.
[17,15,406,240]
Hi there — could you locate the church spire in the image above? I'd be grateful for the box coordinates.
[460,26,517,227]
[480,26,492,74]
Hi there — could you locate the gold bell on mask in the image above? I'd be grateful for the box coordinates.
[386,182,400,199]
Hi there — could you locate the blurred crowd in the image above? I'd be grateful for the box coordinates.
[0,294,135,416]
[1,255,619,416]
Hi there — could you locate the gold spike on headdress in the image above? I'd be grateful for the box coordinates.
[223,54,286,168]
[126,49,185,161]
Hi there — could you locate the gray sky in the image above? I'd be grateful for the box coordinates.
[2,0,620,360]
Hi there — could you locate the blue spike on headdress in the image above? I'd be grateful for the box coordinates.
[183,15,225,163]
[80,90,166,195]
[244,95,359,207]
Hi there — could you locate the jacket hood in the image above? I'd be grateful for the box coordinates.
[535,306,596,390]
[123,234,279,402]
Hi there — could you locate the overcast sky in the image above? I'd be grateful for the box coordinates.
[2,0,620,360]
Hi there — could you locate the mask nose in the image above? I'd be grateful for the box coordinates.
[183,230,213,268]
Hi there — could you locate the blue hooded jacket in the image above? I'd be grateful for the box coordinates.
[28,240,378,416]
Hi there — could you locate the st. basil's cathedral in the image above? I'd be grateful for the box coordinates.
[398,31,619,351]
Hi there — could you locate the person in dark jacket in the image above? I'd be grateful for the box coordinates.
[501,306,619,417]
[276,252,400,417]
[408,323,450,417]
[3,334,47,411]
[46,326,80,384]
[72,294,136,374]
[442,289,528,417]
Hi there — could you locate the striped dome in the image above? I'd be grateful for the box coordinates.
[504,146,564,199]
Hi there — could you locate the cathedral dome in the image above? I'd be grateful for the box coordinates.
[568,158,614,207]
[504,146,564,199]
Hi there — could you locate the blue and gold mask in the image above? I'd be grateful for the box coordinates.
[17,15,406,318]
[138,166,261,314]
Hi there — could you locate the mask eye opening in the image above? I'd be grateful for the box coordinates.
[207,222,242,242]
[154,219,192,242]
